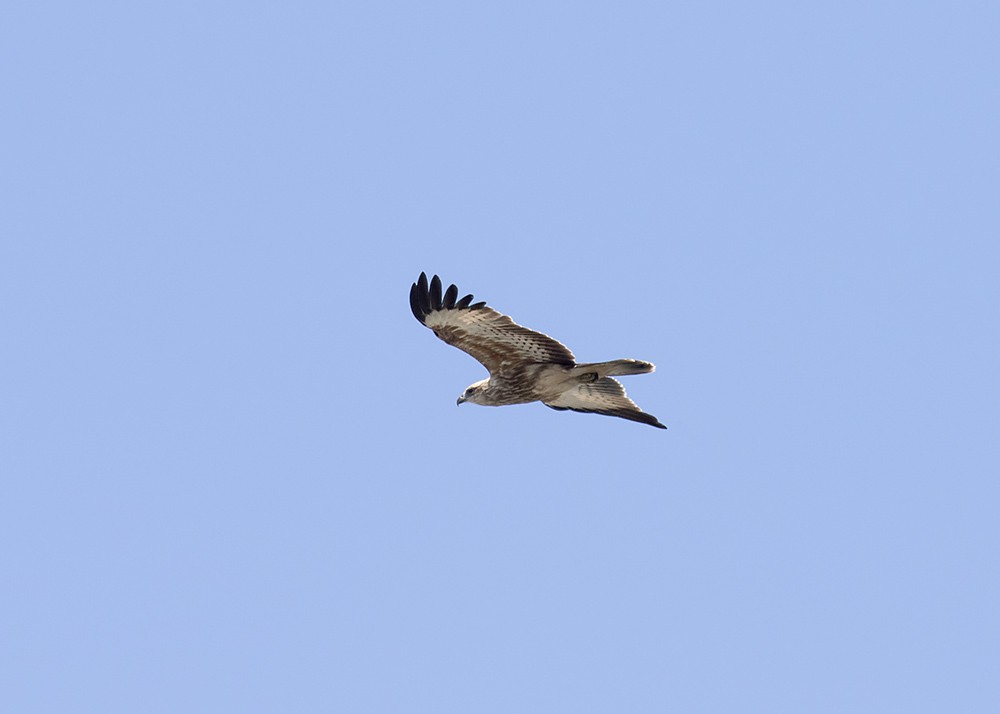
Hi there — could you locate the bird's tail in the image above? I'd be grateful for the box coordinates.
[572,359,655,378]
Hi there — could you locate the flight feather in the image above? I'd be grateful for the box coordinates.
[410,272,575,374]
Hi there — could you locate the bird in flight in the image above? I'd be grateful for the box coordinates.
[409,272,666,429]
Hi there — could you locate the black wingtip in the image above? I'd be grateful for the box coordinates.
[409,282,421,322]
[416,272,431,316]
[635,411,668,429]
[429,275,443,310]
[443,283,458,309]
[410,273,482,324]
[602,408,668,429]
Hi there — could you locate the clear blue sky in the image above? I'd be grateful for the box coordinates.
[3,2,998,712]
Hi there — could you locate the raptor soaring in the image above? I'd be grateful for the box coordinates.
[409,273,666,429]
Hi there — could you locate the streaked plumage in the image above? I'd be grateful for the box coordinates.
[409,272,666,429]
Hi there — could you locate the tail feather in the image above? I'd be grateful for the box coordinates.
[573,359,654,377]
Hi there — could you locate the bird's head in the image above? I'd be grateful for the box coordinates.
[457,379,489,406]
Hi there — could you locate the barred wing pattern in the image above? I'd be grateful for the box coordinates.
[409,272,575,375]
[543,377,667,429]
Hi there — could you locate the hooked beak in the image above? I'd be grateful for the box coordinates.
[456,396,465,406]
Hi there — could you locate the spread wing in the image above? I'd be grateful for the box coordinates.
[410,272,575,374]
[544,377,667,429]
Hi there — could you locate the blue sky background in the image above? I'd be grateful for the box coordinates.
[3,2,998,712]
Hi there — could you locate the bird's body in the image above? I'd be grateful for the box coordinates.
[410,273,666,429]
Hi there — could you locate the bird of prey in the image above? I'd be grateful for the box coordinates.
[409,272,666,429]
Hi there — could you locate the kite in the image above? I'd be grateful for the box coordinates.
[410,272,666,428]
